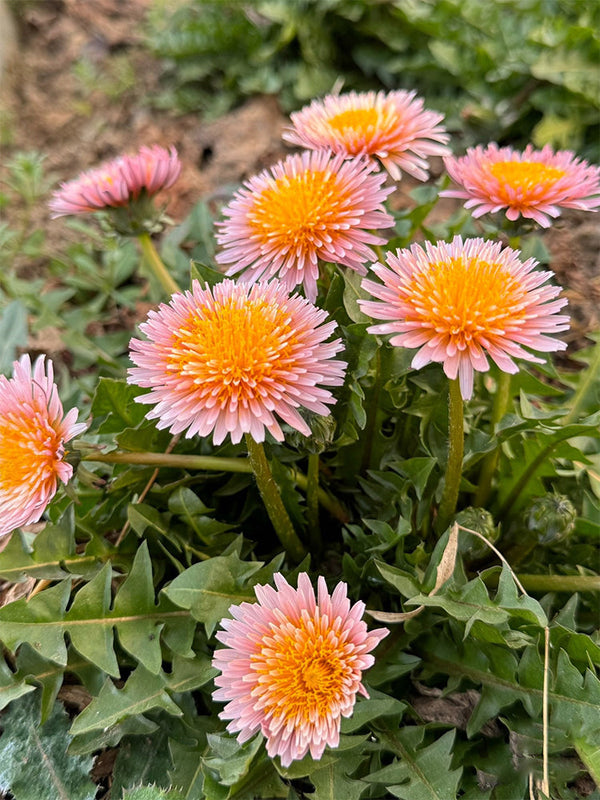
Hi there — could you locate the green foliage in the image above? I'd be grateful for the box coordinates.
[1,50,599,798]
[0,693,96,800]
[366,729,462,800]
[122,788,184,800]
[147,0,600,158]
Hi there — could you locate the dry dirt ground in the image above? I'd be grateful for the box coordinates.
[1,0,599,350]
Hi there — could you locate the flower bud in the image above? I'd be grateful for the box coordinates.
[523,493,576,545]
[455,506,499,560]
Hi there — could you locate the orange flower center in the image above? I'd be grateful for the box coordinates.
[489,160,565,198]
[328,107,379,137]
[0,412,64,495]
[255,617,349,725]
[248,169,353,252]
[405,256,527,347]
[170,297,298,405]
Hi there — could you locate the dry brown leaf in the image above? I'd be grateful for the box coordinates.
[367,523,459,623]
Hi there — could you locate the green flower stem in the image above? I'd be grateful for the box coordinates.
[81,448,348,523]
[436,378,464,534]
[244,435,306,563]
[306,452,321,552]
[563,336,600,425]
[137,232,180,297]
[373,243,386,263]
[360,347,382,474]
[484,573,600,593]
[474,371,512,507]
[83,450,254,473]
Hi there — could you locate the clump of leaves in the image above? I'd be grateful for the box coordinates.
[0,97,599,800]
[146,0,600,159]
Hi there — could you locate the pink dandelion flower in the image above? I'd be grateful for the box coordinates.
[128,279,346,445]
[212,572,388,767]
[359,237,570,400]
[0,355,87,537]
[283,90,450,181]
[441,143,600,227]
[215,150,394,302]
[49,144,181,218]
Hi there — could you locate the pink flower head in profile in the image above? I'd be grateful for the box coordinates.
[283,90,450,181]
[359,237,570,400]
[215,150,394,302]
[128,279,346,445]
[441,143,600,227]
[212,572,388,767]
[0,355,87,538]
[49,144,181,218]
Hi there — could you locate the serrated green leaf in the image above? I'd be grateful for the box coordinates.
[68,715,159,756]
[423,637,600,743]
[113,541,163,673]
[122,787,184,800]
[341,689,406,734]
[190,260,224,287]
[162,553,261,633]
[66,563,120,676]
[493,564,547,627]
[306,747,369,800]
[0,693,96,800]
[342,268,371,324]
[70,665,182,737]
[169,738,208,799]
[374,561,420,598]
[575,737,600,786]
[14,645,64,722]
[128,503,172,539]
[203,732,262,788]
[0,580,71,665]
[367,728,462,800]
[92,377,148,433]
[0,518,100,582]
[550,649,600,740]
[0,546,194,678]
[112,727,174,798]
[389,457,437,500]
[409,576,510,635]
[167,654,217,694]
[0,652,35,712]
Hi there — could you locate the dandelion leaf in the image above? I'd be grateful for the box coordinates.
[112,727,173,798]
[0,693,96,800]
[70,664,182,737]
[365,728,462,800]
[0,651,35,712]
[122,787,184,800]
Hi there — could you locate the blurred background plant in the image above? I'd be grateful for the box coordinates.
[147,0,600,159]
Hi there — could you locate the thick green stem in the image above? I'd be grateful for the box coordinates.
[81,448,348,523]
[436,378,464,534]
[244,435,306,562]
[373,243,386,263]
[306,453,321,552]
[360,347,382,474]
[82,449,253,473]
[474,371,512,507]
[484,572,600,593]
[137,232,180,296]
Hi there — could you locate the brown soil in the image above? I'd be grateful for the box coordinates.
[1,0,598,344]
